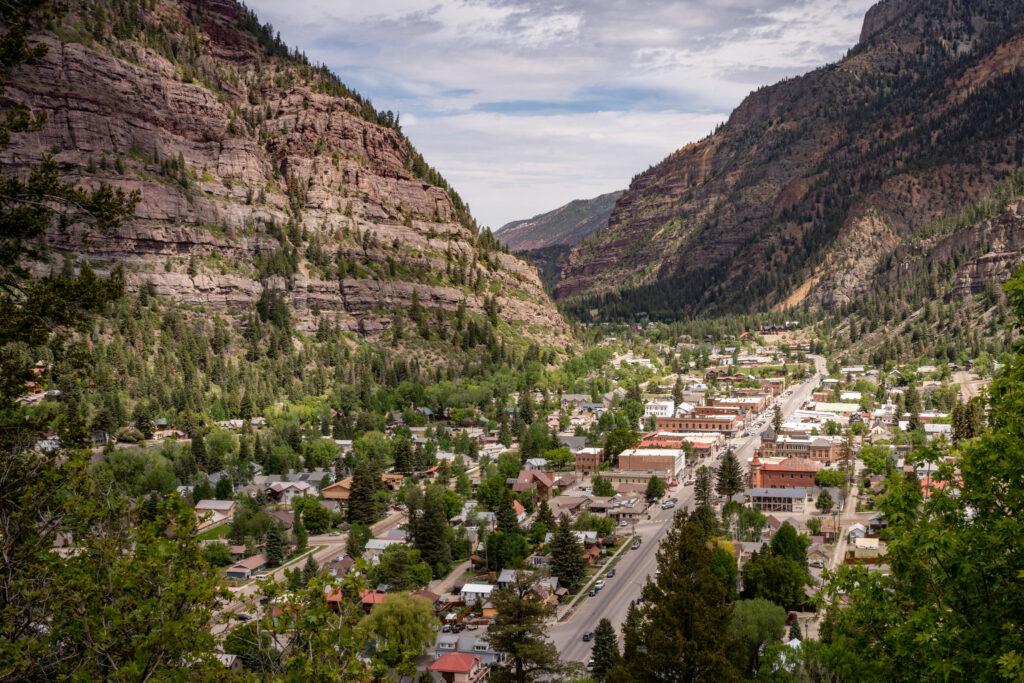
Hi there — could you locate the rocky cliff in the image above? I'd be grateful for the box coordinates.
[556,0,1024,321]
[3,0,570,349]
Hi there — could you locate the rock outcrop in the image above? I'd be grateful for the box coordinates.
[3,0,570,349]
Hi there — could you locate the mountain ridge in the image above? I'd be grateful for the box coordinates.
[555,0,1024,322]
[496,190,623,252]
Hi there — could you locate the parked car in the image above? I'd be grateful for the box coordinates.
[631,540,642,550]
[582,632,593,642]
[588,588,597,597]
[594,580,605,590]
[235,613,252,622]
[606,569,616,578]
[809,559,825,569]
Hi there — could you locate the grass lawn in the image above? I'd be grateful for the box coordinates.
[196,524,230,541]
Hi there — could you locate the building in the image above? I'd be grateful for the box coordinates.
[708,395,770,414]
[606,469,674,490]
[749,457,822,488]
[511,470,555,499]
[434,634,504,669]
[616,447,685,480]
[266,480,316,504]
[226,554,267,580]
[758,432,842,463]
[460,583,496,603]
[429,652,488,683]
[575,447,603,475]
[656,413,742,436]
[639,431,725,458]
[643,400,676,418]
[746,487,810,513]
[194,499,236,531]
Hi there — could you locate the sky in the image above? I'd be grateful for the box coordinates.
[246,0,876,229]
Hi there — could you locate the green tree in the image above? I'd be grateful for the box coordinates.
[550,514,585,591]
[730,598,787,676]
[591,617,620,680]
[393,436,414,475]
[860,443,893,476]
[347,522,372,557]
[592,475,615,497]
[772,406,782,433]
[369,545,432,591]
[621,511,740,681]
[214,475,233,499]
[488,572,569,683]
[358,594,436,678]
[814,469,846,488]
[816,489,834,514]
[645,475,667,501]
[496,491,521,534]
[265,522,286,567]
[133,401,156,440]
[414,486,452,578]
[347,456,382,525]
[293,512,308,551]
[716,451,744,501]
[535,498,555,529]
[694,465,715,509]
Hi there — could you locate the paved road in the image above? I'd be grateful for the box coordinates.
[548,490,693,664]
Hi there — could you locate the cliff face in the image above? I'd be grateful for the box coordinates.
[497,190,624,253]
[3,0,570,348]
[556,0,1024,320]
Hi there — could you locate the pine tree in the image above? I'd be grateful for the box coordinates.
[214,476,233,499]
[415,486,452,578]
[716,452,744,501]
[191,433,208,472]
[134,401,155,439]
[695,465,715,509]
[293,512,308,551]
[347,457,381,525]
[592,617,620,680]
[393,437,414,475]
[550,514,584,591]
[621,511,740,681]
[496,491,520,535]
[301,555,319,584]
[265,522,285,567]
[773,406,782,433]
[535,498,555,529]
[672,376,684,411]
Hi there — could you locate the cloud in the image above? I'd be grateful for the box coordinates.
[245,0,875,227]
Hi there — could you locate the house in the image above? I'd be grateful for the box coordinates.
[434,634,504,669]
[512,499,528,524]
[321,478,352,501]
[266,480,316,504]
[216,653,243,672]
[607,497,646,523]
[363,538,405,561]
[644,400,676,418]
[460,583,495,604]
[523,458,548,471]
[807,544,831,566]
[746,488,810,513]
[269,510,294,531]
[511,470,555,499]
[360,590,388,612]
[848,523,867,541]
[323,555,354,579]
[226,554,267,580]
[582,545,602,564]
[548,495,591,518]
[194,499,236,531]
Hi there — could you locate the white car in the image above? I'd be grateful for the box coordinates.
[594,580,605,590]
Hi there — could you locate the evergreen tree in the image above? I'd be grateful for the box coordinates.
[672,376,684,411]
[414,486,452,578]
[591,617,620,680]
[535,498,555,529]
[550,514,584,591]
[621,511,740,681]
[347,457,381,525]
[716,451,744,501]
[772,406,782,433]
[301,555,320,584]
[133,401,156,439]
[265,522,285,567]
[214,476,233,499]
[496,491,520,535]
[393,436,414,475]
[488,572,567,683]
[694,465,715,509]
[293,513,308,551]
[191,433,208,471]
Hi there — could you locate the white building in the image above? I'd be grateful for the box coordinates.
[644,400,676,418]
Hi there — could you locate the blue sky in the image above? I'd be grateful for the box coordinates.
[246,0,875,228]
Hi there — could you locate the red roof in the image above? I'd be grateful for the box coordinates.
[512,500,525,516]
[430,652,480,674]
[762,457,822,472]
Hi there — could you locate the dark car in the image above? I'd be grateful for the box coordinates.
[582,631,593,642]
[588,588,597,597]
[606,569,616,578]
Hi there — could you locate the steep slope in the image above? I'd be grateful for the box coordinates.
[3,0,570,352]
[556,0,1024,321]
[497,190,623,252]
[496,190,623,291]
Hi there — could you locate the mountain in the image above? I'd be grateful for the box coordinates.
[555,0,1024,321]
[497,190,623,252]
[6,0,570,352]
[495,190,622,291]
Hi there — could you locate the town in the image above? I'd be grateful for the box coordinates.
[63,323,977,678]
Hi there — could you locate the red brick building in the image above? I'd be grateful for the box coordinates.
[749,456,822,488]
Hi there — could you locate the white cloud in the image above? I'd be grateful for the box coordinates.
[245,0,875,227]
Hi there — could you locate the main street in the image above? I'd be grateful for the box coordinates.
[548,489,691,664]
[548,354,825,663]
